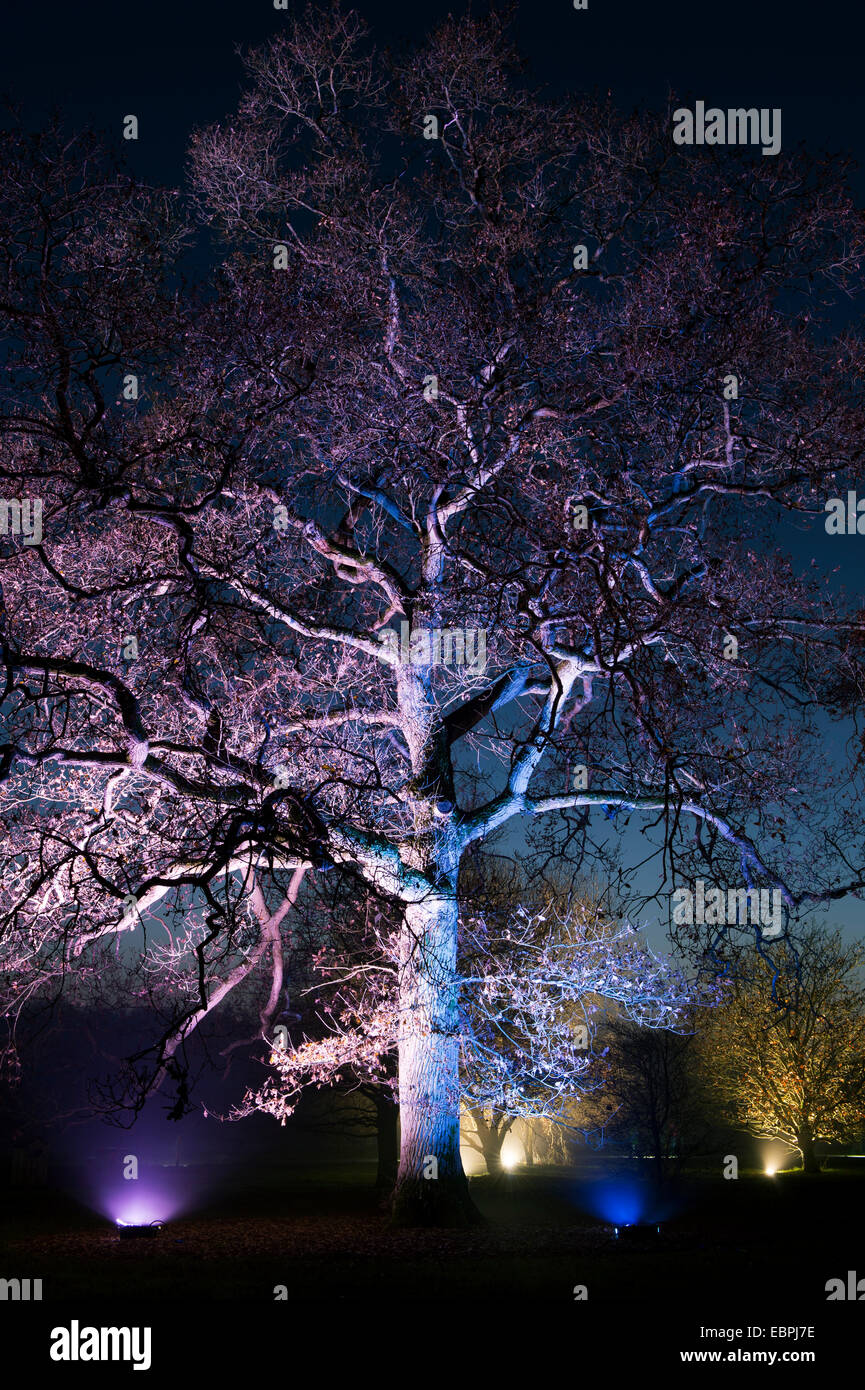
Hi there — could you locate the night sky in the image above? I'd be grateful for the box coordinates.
[2,1,864,189]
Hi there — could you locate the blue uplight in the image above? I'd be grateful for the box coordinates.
[588,1179,647,1227]
[570,1173,684,1231]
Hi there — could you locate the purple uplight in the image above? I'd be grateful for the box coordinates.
[116,1217,163,1239]
[102,1177,179,1228]
[68,1136,211,1231]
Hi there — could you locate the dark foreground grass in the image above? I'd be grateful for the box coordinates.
[2,1163,862,1303]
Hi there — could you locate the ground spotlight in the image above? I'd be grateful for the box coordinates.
[116,1219,164,1239]
[612,1222,662,1242]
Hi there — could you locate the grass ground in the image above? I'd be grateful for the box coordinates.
[2,1161,862,1305]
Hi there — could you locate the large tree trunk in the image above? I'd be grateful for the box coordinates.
[483,1136,505,1178]
[798,1125,821,1175]
[390,891,480,1226]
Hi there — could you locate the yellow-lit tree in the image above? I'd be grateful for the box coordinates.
[699,928,865,1173]
[460,1106,516,1178]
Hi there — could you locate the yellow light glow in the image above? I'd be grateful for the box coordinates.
[459,1147,486,1177]
[765,1164,777,1177]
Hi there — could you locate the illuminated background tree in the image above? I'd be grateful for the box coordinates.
[699,928,865,1174]
[2,5,865,1224]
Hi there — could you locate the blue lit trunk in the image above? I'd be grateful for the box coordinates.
[390,890,479,1226]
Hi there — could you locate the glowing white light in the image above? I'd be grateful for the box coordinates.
[760,1141,790,1176]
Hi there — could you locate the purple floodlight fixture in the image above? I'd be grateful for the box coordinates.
[115,1218,164,1239]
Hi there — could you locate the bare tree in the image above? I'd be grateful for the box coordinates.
[2,6,865,1225]
[462,1107,515,1178]
[592,1015,711,1178]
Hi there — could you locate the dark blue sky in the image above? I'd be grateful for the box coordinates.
[2,0,865,190]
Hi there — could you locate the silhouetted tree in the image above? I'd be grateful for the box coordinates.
[594,1015,711,1178]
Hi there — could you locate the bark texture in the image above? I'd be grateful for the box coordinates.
[391,893,480,1226]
